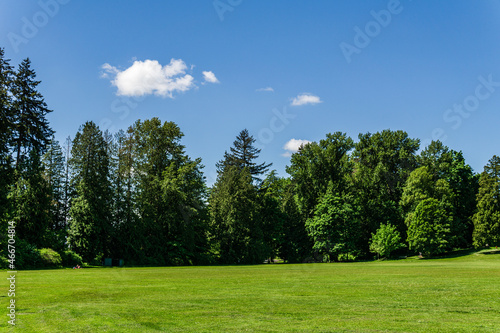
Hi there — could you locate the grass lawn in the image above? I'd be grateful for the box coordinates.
[2,250,500,332]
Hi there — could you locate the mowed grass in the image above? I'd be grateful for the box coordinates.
[2,251,500,332]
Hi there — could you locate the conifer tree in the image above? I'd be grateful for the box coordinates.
[216,129,271,182]
[8,57,54,250]
[0,48,14,221]
[209,165,264,264]
[11,58,53,171]
[9,149,52,248]
[42,136,66,250]
[68,121,113,262]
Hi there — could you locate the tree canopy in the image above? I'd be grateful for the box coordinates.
[0,53,497,269]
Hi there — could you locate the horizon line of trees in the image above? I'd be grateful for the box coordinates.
[1,49,499,268]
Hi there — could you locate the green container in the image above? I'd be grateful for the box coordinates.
[104,258,112,266]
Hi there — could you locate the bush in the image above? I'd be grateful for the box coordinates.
[39,248,62,267]
[61,250,83,267]
[90,253,104,266]
[337,252,359,262]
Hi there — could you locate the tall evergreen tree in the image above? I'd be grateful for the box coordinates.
[62,136,72,228]
[216,129,271,182]
[472,155,500,247]
[9,149,52,248]
[11,58,53,171]
[110,129,138,261]
[0,48,14,222]
[7,57,54,251]
[209,165,264,264]
[42,136,66,250]
[68,121,113,262]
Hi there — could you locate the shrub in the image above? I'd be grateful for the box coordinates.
[90,253,104,266]
[39,248,62,267]
[337,252,359,262]
[61,250,83,267]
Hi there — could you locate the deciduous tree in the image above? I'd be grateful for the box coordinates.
[352,130,419,249]
[472,155,500,247]
[406,198,451,256]
[305,185,361,262]
[369,223,404,259]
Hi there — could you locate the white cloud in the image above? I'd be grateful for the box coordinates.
[101,59,196,98]
[202,71,219,84]
[256,87,274,92]
[282,138,311,157]
[100,63,119,78]
[291,93,322,106]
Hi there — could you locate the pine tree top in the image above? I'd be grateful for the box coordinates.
[217,129,272,181]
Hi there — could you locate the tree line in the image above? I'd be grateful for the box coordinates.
[1,49,499,268]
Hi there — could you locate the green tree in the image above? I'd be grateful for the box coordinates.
[418,141,478,247]
[275,177,311,263]
[209,165,264,264]
[131,118,206,265]
[61,136,72,230]
[9,150,52,248]
[258,171,287,262]
[352,130,420,249]
[287,132,354,219]
[68,121,113,262]
[369,223,405,259]
[7,58,54,251]
[108,129,138,260]
[11,58,53,171]
[401,166,455,250]
[305,185,361,262]
[406,198,451,256]
[216,129,271,182]
[0,48,14,222]
[42,136,66,250]
[400,166,454,213]
[472,155,500,247]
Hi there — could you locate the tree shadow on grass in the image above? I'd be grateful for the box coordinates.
[477,249,500,255]
[420,248,478,260]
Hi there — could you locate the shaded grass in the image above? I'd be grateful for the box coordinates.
[2,251,500,332]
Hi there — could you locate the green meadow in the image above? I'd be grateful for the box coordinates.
[3,250,500,332]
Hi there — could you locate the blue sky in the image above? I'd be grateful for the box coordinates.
[1,0,500,185]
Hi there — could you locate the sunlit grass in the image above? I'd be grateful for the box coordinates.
[3,250,500,332]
